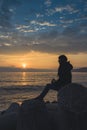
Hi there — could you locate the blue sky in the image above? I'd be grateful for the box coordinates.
[0,0,87,55]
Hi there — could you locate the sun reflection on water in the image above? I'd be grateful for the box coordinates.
[22,72,27,85]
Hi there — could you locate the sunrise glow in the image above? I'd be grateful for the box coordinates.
[22,63,27,69]
[0,0,86,69]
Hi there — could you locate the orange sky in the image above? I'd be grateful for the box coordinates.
[0,0,87,70]
[0,51,87,69]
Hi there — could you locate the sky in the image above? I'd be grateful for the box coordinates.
[0,0,87,69]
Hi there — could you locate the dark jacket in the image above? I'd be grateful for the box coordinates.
[58,61,73,84]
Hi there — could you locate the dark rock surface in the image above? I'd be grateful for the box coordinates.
[57,83,87,130]
[0,83,87,130]
[16,99,53,130]
[58,83,87,113]
[0,113,17,130]
[0,102,20,130]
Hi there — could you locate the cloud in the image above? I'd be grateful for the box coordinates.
[0,0,21,32]
[0,24,87,55]
[15,21,56,33]
[44,0,52,7]
[55,5,74,13]
[16,25,36,33]
[0,34,9,39]
[60,19,74,24]
[46,4,75,16]
[0,0,87,55]
[36,13,44,18]
[30,20,56,27]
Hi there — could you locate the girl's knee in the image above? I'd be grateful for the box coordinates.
[46,84,51,89]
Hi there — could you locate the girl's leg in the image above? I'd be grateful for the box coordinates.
[36,84,53,100]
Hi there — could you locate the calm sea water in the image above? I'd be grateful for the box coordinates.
[0,71,87,111]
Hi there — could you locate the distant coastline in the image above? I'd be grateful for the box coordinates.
[0,67,87,72]
[0,67,56,72]
[72,67,87,72]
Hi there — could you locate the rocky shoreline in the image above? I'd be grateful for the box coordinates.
[0,83,87,130]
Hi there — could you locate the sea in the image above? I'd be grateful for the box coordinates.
[0,71,87,111]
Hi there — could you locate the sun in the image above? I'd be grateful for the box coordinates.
[22,63,27,68]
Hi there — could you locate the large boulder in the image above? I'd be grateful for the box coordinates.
[57,83,87,130]
[17,99,53,130]
[46,102,72,130]
[0,102,20,130]
[58,83,87,113]
[0,112,17,130]
[1,102,20,115]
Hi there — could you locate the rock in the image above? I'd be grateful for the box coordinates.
[0,83,87,130]
[17,99,53,130]
[0,102,20,130]
[46,103,75,130]
[6,102,20,114]
[0,113,17,130]
[57,83,87,130]
[58,83,87,113]
[1,102,20,115]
